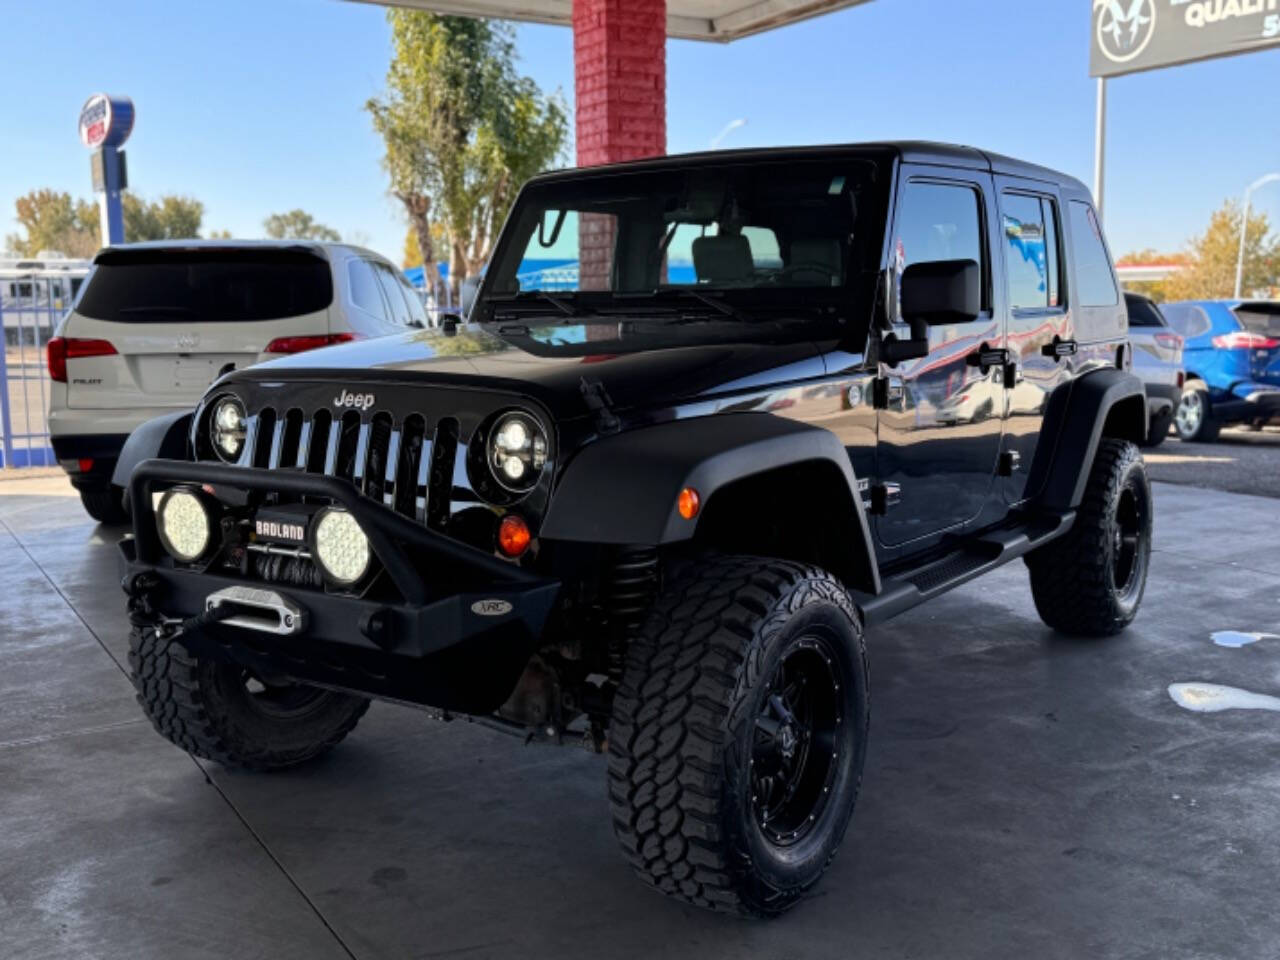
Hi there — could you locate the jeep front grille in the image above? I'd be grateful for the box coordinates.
[232,405,460,530]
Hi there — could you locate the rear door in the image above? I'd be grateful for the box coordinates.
[995,182,1072,503]
[63,247,334,409]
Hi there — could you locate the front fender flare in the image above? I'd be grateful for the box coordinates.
[111,411,192,488]
[541,412,879,590]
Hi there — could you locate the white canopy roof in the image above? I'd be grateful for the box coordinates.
[350,0,874,42]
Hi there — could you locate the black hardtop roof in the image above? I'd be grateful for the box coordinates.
[527,141,1089,195]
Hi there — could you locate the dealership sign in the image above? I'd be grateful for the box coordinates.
[1091,0,1280,76]
[77,94,134,149]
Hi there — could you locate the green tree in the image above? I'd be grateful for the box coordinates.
[5,189,99,257]
[367,11,567,299]
[402,222,448,268]
[263,209,341,242]
[123,193,204,241]
[1158,200,1280,302]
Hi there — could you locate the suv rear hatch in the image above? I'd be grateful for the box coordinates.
[62,246,334,409]
[1232,302,1280,384]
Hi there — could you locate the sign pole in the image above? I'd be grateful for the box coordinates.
[98,146,126,245]
[1093,76,1107,223]
[1233,173,1280,299]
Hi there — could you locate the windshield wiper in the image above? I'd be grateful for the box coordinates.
[618,288,750,323]
[487,290,577,317]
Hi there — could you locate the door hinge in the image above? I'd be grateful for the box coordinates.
[1003,360,1019,390]
[998,450,1022,476]
[872,376,904,410]
[869,482,902,515]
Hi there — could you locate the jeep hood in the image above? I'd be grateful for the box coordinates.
[221,325,825,420]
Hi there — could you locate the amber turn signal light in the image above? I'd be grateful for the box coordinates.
[497,514,532,557]
[677,487,700,520]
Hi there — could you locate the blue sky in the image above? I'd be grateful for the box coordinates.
[3,0,1278,264]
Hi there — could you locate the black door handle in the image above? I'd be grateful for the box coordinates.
[966,344,1009,373]
[1041,337,1078,359]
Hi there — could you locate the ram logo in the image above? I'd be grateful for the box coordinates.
[470,599,514,617]
[333,389,376,411]
[1094,0,1155,64]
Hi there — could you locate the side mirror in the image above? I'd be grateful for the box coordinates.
[439,312,463,336]
[900,258,980,326]
[879,259,980,367]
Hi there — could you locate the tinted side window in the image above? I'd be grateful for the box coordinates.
[397,274,428,326]
[1067,201,1118,307]
[1002,193,1062,310]
[348,259,386,318]
[1124,295,1165,327]
[895,181,986,315]
[1162,303,1213,339]
[373,263,411,326]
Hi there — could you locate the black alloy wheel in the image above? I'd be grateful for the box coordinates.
[751,637,843,847]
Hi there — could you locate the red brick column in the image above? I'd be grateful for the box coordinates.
[573,0,666,289]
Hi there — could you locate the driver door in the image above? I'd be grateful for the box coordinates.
[875,168,1006,549]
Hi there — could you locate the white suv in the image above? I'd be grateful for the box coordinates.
[48,240,426,522]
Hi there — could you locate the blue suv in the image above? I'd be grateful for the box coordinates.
[1160,300,1280,441]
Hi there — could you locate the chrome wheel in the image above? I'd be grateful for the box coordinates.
[1175,389,1204,438]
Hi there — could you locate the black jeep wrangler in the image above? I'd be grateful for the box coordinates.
[118,143,1152,916]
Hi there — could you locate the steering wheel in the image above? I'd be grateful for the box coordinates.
[772,260,839,284]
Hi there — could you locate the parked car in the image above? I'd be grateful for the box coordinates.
[47,241,426,522]
[117,143,1150,917]
[1124,291,1184,447]
[1159,300,1280,441]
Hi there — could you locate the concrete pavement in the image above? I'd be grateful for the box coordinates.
[1146,425,1280,499]
[2,475,1279,959]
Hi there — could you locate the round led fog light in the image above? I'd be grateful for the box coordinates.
[157,488,212,562]
[312,508,371,584]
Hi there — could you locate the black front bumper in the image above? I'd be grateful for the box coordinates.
[121,459,561,713]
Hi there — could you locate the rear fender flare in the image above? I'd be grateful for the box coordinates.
[540,413,879,592]
[1028,369,1146,512]
[111,412,192,488]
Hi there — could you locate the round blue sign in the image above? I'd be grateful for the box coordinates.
[78,94,134,149]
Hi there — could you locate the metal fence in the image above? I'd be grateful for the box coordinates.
[0,271,74,468]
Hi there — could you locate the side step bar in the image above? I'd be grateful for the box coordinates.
[853,510,1075,627]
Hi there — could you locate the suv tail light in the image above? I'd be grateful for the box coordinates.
[1212,331,1280,350]
[46,336,118,383]
[1153,332,1182,351]
[264,333,360,355]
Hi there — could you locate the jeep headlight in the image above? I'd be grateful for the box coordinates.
[488,411,548,493]
[157,487,212,563]
[312,507,371,585]
[209,396,247,462]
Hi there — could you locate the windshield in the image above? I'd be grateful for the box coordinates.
[78,248,332,323]
[478,156,888,322]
